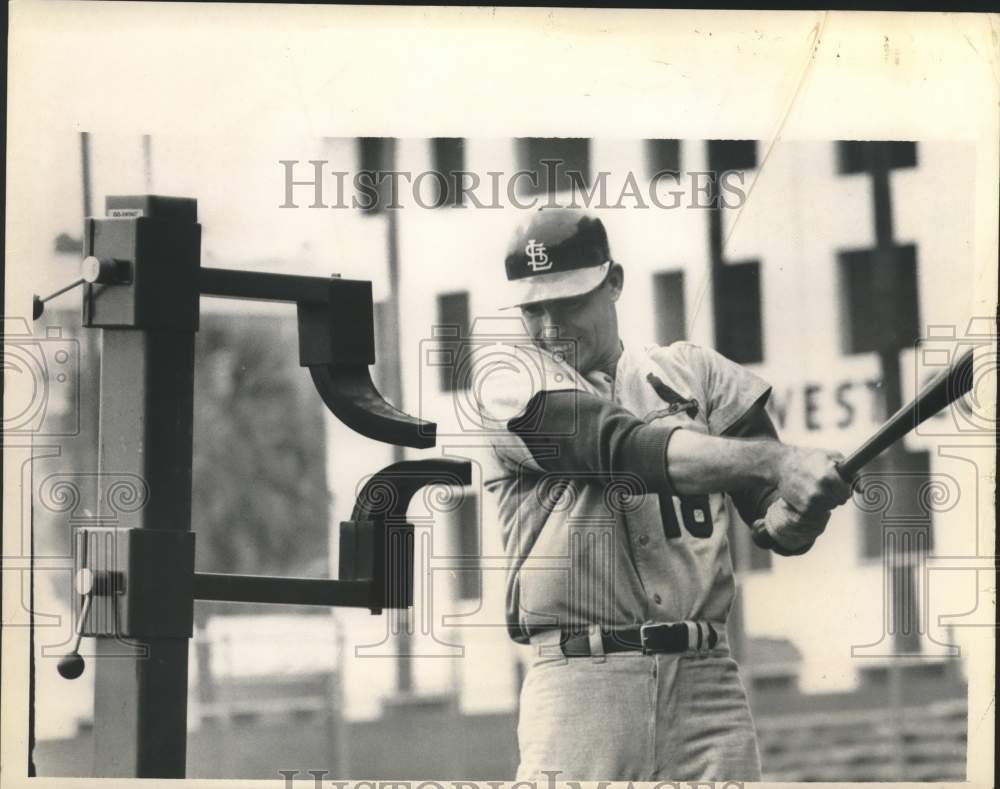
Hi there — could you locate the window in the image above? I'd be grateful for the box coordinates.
[889,556,923,655]
[430,138,465,208]
[454,492,481,601]
[905,661,946,681]
[838,245,920,355]
[706,140,763,366]
[714,261,763,364]
[54,232,83,254]
[856,450,933,657]
[652,271,687,346]
[858,450,933,559]
[859,666,889,686]
[434,291,470,392]
[645,139,681,179]
[515,137,590,196]
[357,137,395,214]
[837,141,917,175]
[707,140,758,173]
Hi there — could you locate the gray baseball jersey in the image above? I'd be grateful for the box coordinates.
[478,340,772,642]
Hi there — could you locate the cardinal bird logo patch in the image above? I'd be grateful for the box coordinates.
[646,372,700,418]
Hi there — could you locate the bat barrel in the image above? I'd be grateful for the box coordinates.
[838,346,976,480]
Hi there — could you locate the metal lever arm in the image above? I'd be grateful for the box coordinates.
[193,460,473,614]
[309,364,437,449]
[33,256,131,319]
[200,267,436,449]
[351,458,473,521]
[58,568,125,679]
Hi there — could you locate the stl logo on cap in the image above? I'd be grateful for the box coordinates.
[500,208,613,310]
[524,239,552,272]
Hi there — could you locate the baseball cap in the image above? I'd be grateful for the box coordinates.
[500,208,612,310]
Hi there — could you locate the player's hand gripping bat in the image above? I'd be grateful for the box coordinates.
[752,346,977,550]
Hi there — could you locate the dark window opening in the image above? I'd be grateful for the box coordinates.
[357,137,395,214]
[430,137,466,208]
[652,271,687,346]
[857,450,933,559]
[890,560,922,655]
[645,139,681,179]
[455,492,481,601]
[714,261,763,364]
[838,244,920,355]
[860,666,889,686]
[515,138,590,196]
[707,140,758,173]
[434,291,471,392]
[837,141,918,175]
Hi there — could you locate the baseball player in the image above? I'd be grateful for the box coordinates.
[477,208,852,781]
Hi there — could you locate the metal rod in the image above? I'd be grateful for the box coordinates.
[80,132,92,219]
[193,573,373,608]
[71,590,92,653]
[199,267,343,304]
[39,277,86,303]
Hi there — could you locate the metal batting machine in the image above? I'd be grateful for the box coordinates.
[33,194,471,777]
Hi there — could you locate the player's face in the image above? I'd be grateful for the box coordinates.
[519,268,623,373]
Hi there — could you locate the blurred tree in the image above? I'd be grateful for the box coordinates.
[190,312,332,704]
[192,312,330,579]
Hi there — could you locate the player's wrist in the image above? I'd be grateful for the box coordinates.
[755,440,787,488]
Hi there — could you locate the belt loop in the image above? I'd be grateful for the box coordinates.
[684,621,700,656]
[588,624,606,663]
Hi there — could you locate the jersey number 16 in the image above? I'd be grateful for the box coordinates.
[658,494,714,539]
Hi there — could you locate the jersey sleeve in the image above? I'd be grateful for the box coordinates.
[507,389,680,497]
[475,351,680,496]
[678,343,772,436]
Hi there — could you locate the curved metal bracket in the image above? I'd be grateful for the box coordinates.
[351,458,473,522]
[309,364,436,449]
[340,458,473,612]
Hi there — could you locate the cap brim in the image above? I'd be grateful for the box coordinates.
[498,261,611,310]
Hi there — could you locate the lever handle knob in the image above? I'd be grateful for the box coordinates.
[33,257,131,320]
[58,573,94,680]
[57,568,121,680]
[57,652,86,680]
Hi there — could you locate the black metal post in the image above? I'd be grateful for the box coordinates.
[84,195,202,777]
[92,330,195,777]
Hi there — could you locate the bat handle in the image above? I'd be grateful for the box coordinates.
[835,459,858,483]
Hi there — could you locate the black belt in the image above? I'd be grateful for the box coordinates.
[559,622,719,657]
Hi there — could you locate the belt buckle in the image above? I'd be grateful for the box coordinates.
[639,622,669,655]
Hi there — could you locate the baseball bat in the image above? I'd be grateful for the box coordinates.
[835,345,976,480]
[752,346,977,550]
